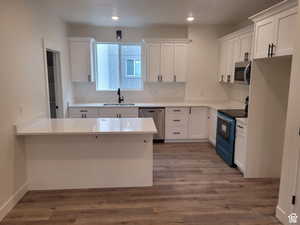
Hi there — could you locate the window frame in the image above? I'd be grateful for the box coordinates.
[95,42,145,92]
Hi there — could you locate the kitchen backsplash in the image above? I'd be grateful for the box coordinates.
[72,82,186,103]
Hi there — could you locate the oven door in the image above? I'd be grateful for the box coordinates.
[216,113,236,167]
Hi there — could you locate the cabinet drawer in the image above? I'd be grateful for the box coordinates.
[166,107,189,116]
[99,108,139,118]
[166,127,188,140]
[69,108,98,115]
[166,115,188,128]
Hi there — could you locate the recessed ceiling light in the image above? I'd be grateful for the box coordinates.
[187,16,195,22]
[112,16,119,21]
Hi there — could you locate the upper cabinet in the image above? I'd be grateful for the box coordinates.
[218,27,253,83]
[146,40,189,83]
[69,37,96,82]
[250,0,298,59]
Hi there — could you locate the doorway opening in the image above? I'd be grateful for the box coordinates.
[46,50,63,119]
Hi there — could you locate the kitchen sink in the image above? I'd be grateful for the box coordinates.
[104,103,136,106]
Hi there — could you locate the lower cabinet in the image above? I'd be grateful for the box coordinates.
[165,107,208,141]
[188,107,208,139]
[69,107,139,118]
[98,108,139,118]
[234,120,248,174]
[208,108,217,146]
[69,107,99,118]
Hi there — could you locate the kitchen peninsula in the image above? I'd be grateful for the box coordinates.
[16,118,157,190]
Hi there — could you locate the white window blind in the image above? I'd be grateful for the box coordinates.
[96,43,143,91]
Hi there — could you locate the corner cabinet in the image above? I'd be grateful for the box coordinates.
[250,1,298,59]
[146,40,189,83]
[69,37,96,82]
[218,27,253,84]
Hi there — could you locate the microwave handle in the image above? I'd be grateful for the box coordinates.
[244,62,251,84]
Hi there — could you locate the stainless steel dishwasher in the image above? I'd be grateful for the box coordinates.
[139,108,165,142]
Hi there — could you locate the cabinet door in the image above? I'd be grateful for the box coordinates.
[225,39,234,83]
[240,32,253,61]
[208,108,217,146]
[98,108,118,118]
[174,44,188,82]
[218,40,227,82]
[274,7,298,57]
[234,124,247,173]
[188,107,208,139]
[146,44,161,82]
[118,108,139,118]
[253,17,275,59]
[231,38,241,83]
[161,43,175,82]
[70,39,95,82]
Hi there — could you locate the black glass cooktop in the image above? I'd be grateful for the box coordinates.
[218,109,247,119]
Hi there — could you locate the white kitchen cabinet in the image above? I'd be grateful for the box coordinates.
[208,108,217,146]
[98,107,139,118]
[69,38,95,82]
[161,44,175,82]
[274,7,298,56]
[234,120,248,174]
[146,41,188,83]
[69,107,99,118]
[165,107,208,141]
[253,17,275,59]
[240,32,253,61]
[188,107,208,139]
[250,1,298,59]
[218,40,228,83]
[174,44,188,82]
[146,43,161,82]
[218,27,253,84]
[165,108,189,140]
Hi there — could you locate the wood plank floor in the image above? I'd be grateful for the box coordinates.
[1,143,281,225]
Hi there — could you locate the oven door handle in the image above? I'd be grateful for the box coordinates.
[244,62,251,85]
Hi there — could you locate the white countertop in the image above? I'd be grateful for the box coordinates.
[16,118,157,136]
[69,101,244,110]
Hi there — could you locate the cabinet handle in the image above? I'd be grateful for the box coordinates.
[227,75,231,82]
[88,75,91,82]
[173,120,181,122]
[189,107,192,114]
[158,75,160,81]
[173,110,181,112]
[268,44,271,58]
[160,75,163,81]
[173,132,181,135]
[238,125,244,129]
[271,43,275,57]
[80,110,88,113]
[174,75,177,82]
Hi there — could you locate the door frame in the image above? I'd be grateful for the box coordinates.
[42,38,64,118]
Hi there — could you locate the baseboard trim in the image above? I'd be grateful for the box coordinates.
[165,139,208,143]
[0,183,28,222]
[276,205,288,225]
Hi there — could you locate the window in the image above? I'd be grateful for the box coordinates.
[96,43,143,91]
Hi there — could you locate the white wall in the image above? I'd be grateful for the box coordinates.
[0,0,72,220]
[68,24,233,103]
[246,57,292,179]
[227,84,250,103]
[277,2,300,224]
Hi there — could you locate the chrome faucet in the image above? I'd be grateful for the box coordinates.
[117,88,124,104]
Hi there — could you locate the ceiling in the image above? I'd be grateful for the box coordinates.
[42,0,283,27]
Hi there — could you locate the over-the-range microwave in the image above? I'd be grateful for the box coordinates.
[234,61,251,85]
